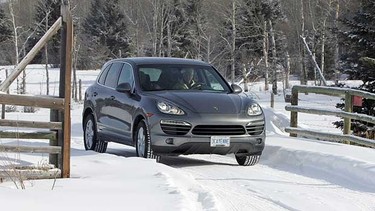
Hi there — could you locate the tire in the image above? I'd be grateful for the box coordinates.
[83,113,107,153]
[94,138,108,153]
[135,119,159,159]
[235,155,260,166]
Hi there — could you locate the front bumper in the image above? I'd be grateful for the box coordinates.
[148,113,265,156]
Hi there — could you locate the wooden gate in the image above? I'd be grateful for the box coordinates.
[0,1,73,179]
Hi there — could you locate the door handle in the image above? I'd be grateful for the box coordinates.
[110,96,116,100]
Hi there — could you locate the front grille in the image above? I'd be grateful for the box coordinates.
[246,122,265,135]
[160,123,191,135]
[192,125,246,135]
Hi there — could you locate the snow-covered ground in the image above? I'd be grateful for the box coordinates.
[0,65,374,210]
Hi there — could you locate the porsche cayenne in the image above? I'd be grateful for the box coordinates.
[82,57,265,166]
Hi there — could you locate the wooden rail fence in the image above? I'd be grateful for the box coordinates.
[0,1,73,180]
[285,85,375,148]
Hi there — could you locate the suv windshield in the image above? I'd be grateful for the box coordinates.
[138,65,230,92]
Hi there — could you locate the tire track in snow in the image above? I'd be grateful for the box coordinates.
[163,155,375,211]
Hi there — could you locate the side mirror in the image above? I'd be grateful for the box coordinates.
[231,84,242,94]
[116,83,132,93]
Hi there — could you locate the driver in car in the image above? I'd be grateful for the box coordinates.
[173,68,196,90]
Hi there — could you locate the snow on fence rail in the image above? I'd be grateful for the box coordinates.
[285,85,375,148]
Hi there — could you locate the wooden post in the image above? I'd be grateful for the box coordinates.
[1,104,5,119]
[1,79,4,119]
[50,110,59,167]
[60,0,72,178]
[343,92,353,144]
[290,87,298,137]
[271,92,274,108]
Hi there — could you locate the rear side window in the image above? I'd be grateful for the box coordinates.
[98,64,111,85]
[104,62,123,88]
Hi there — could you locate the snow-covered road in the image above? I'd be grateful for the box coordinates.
[162,145,375,211]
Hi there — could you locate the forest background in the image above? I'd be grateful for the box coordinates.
[0,0,374,136]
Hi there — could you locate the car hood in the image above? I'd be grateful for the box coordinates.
[147,91,245,114]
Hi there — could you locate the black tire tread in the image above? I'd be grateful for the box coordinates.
[236,155,260,166]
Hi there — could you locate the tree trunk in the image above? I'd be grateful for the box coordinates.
[286,51,290,89]
[334,2,340,83]
[269,20,277,94]
[230,1,236,84]
[263,21,269,91]
[320,18,327,85]
[167,19,171,57]
[152,0,158,56]
[242,63,248,92]
[72,34,79,102]
[45,12,49,96]
[300,0,307,85]
[158,3,165,57]
[9,1,20,93]
[1,69,9,119]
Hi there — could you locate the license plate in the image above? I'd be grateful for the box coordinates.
[210,136,230,147]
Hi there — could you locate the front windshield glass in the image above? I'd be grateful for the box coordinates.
[138,65,231,92]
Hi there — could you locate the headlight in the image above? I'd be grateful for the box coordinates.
[247,103,262,116]
[157,101,185,115]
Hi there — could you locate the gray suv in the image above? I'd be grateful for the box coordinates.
[83,57,265,166]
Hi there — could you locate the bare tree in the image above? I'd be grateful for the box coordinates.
[269,20,277,94]
[8,0,21,93]
[262,20,269,91]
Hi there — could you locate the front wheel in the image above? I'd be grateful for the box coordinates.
[235,155,260,166]
[135,119,159,159]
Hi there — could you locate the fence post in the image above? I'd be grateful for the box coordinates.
[270,92,274,108]
[59,0,72,178]
[1,104,4,119]
[290,87,298,137]
[343,92,353,144]
[49,110,59,167]
[1,80,4,119]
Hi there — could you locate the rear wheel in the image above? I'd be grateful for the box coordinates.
[135,119,159,159]
[235,155,260,166]
[83,114,107,153]
[83,114,97,151]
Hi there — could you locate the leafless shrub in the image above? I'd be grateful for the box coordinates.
[5,105,17,112]
[23,106,37,113]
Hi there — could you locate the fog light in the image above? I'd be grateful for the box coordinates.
[256,138,263,144]
[165,138,174,145]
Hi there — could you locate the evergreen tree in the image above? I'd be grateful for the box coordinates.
[339,0,375,86]
[28,0,61,64]
[83,0,131,61]
[168,0,187,58]
[219,0,286,79]
[334,0,375,136]
[237,0,284,59]
[177,0,205,59]
[0,6,11,43]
